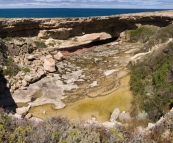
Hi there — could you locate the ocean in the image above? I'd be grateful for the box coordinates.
[0,8,170,18]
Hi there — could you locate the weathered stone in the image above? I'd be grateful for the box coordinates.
[87,81,98,88]
[104,70,117,76]
[25,113,32,119]
[43,56,56,72]
[110,108,120,122]
[30,117,43,122]
[103,121,122,129]
[26,54,35,60]
[118,111,132,122]
[38,28,71,40]
[54,51,64,60]
[16,105,30,116]
[22,79,28,87]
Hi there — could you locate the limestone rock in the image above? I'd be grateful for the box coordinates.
[118,111,132,122]
[25,113,32,119]
[110,108,120,122]
[77,32,112,44]
[43,56,56,72]
[38,28,71,40]
[87,81,98,88]
[104,69,117,76]
[30,117,43,122]
[9,113,23,119]
[22,79,28,87]
[16,105,30,116]
[54,51,64,60]
[103,121,122,129]
[26,54,35,60]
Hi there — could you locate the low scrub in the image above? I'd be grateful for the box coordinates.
[34,41,46,48]
[2,57,20,77]
[130,41,173,122]
[125,25,159,43]
[0,109,173,142]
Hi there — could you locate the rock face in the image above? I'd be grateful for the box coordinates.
[0,10,173,42]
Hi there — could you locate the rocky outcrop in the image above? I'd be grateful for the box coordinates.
[0,10,173,44]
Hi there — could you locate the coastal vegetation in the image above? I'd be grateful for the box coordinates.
[1,109,173,143]
[34,41,46,48]
[125,25,159,43]
[2,57,20,77]
[130,25,173,122]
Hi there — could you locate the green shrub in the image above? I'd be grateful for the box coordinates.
[126,25,159,43]
[2,57,20,77]
[23,68,30,73]
[130,41,173,121]
[34,41,46,48]
[3,37,12,41]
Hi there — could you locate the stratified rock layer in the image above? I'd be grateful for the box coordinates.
[0,10,173,42]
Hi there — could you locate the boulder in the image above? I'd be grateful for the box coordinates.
[118,111,132,122]
[22,79,28,87]
[110,108,120,122]
[103,121,122,129]
[16,105,30,116]
[54,51,64,60]
[25,113,32,119]
[26,54,35,60]
[43,56,56,72]
[30,117,43,122]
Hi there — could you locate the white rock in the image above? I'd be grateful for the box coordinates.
[110,108,120,122]
[22,79,28,87]
[118,112,131,122]
[27,55,35,60]
[14,113,23,119]
[16,105,31,116]
[87,81,98,88]
[25,113,32,119]
[104,69,117,76]
[148,123,155,129]
[30,117,43,122]
[20,86,27,90]
[103,121,122,129]
[43,56,56,72]
[54,51,64,60]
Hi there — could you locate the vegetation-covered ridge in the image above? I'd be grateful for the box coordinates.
[130,23,173,122]
[1,109,173,143]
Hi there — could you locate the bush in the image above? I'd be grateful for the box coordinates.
[3,37,12,41]
[130,41,173,122]
[2,57,20,77]
[23,68,30,73]
[126,25,159,43]
[34,41,46,48]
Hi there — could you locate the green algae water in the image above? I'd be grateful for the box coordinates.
[29,75,133,123]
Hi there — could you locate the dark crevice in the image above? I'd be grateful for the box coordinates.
[0,72,17,113]
[60,37,118,53]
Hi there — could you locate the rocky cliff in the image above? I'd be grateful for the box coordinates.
[0,10,173,48]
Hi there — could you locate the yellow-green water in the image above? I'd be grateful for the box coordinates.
[29,75,133,123]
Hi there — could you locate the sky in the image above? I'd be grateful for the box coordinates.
[0,0,172,9]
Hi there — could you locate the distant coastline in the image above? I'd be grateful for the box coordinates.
[0,8,171,18]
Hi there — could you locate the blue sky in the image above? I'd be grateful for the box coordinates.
[0,0,172,9]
